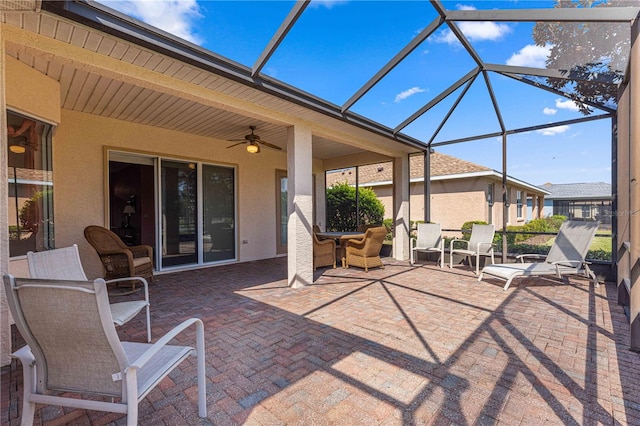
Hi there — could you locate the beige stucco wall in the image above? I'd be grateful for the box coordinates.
[5,55,60,124]
[50,109,289,278]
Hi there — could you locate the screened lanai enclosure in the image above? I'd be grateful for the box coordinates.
[2,0,640,362]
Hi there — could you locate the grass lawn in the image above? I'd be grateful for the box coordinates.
[546,230,611,253]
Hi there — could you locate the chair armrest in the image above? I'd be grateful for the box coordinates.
[129,244,153,259]
[128,318,204,370]
[516,254,546,263]
[106,276,149,302]
[551,260,584,268]
[97,248,135,259]
[345,237,366,249]
[450,238,469,251]
[316,238,335,247]
[475,242,494,253]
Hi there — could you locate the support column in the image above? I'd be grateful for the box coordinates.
[424,151,431,223]
[393,155,410,261]
[0,29,11,366]
[501,134,508,263]
[315,170,326,231]
[629,16,640,351]
[287,125,313,288]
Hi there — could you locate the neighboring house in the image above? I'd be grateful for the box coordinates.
[326,153,549,232]
[537,182,612,227]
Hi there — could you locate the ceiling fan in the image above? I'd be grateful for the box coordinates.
[226,126,282,154]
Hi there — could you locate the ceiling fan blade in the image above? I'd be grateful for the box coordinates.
[226,142,245,149]
[259,141,282,151]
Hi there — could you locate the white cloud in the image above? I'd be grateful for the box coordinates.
[431,5,511,45]
[543,107,557,115]
[506,44,551,68]
[103,0,202,44]
[537,125,570,136]
[555,98,580,112]
[309,0,348,9]
[394,87,426,103]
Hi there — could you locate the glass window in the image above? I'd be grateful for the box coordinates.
[516,190,523,218]
[487,183,494,206]
[7,111,53,256]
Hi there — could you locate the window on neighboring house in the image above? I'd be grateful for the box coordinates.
[516,190,523,218]
[7,111,54,256]
[487,183,494,205]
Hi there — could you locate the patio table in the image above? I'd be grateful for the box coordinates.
[315,232,365,266]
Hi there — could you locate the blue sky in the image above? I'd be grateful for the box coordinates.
[99,0,620,185]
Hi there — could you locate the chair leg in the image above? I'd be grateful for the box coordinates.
[195,321,207,418]
[125,372,139,426]
[21,364,36,426]
[145,305,152,343]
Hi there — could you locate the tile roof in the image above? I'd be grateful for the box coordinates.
[326,152,490,186]
[538,182,612,200]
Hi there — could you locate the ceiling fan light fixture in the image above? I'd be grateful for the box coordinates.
[246,143,260,154]
[9,144,26,154]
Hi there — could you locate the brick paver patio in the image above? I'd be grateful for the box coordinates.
[3,257,640,425]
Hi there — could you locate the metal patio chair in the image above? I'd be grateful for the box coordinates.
[27,244,152,342]
[449,224,495,275]
[3,274,206,426]
[410,223,444,268]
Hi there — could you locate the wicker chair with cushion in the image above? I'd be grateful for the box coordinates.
[84,225,153,284]
[313,232,336,270]
[344,226,387,272]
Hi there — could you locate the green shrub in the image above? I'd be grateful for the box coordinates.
[383,218,393,241]
[326,183,384,231]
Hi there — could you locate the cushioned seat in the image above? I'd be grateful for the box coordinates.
[344,226,387,272]
[84,225,153,284]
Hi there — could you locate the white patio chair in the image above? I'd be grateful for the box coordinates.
[3,275,206,426]
[449,224,495,275]
[27,244,151,342]
[479,220,600,290]
[410,223,444,268]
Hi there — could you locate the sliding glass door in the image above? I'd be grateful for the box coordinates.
[110,153,237,270]
[161,160,198,268]
[203,164,235,262]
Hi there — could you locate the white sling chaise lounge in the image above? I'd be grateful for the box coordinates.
[478,220,600,290]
